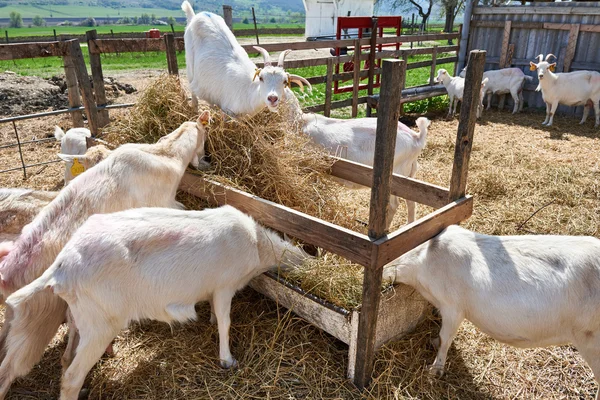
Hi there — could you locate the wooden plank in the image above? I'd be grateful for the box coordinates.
[303,97,369,113]
[563,23,580,72]
[90,38,166,54]
[407,56,457,70]
[324,58,334,117]
[375,196,473,267]
[85,30,109,128]
[179,173,373,266]
[366,17,378,118]
[62,52,84,128]
[544,22,600,33]
[330,158,450,209]
[506,43,515,67]
[499,20,512,68]
[249,274,352,343]
[352,39,361,118]
[471,20,543,29]
[354,59,405,390]
[68,40,100,136]
[164,33,179,75]
[402,45,458,57]
[0,41,67,60]
[472,6,600,15]
[429,45,438,85]
[449,50,486,201]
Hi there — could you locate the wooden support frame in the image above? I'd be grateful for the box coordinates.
[563,24,580,72]
[164,33,179,75]
[86,30,110,127]
[180,52,480,387]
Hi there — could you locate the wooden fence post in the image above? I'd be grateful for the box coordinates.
[449,50,485,202]
[67,39,100,137]
[366,17,378,117]
[429,45,438,85]
[324,58,334,117]
[563,23,580,72]
[61,39,84,128]
[164,33,178,75]
[223,5,233,31]
[352,39,361,118]
[354,59,406,389]
[86,30,109,127]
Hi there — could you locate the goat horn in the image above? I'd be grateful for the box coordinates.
[536,54,544,63]
[253,46,271,66]
[288,74,312,92]
[545,53,556,62]
[278,49,292,67]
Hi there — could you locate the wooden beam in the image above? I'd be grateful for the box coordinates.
[179,173,373,266]
[330,158,450,209]
[62,51,84,128]
[563,24,580,72]
[67,40,100,136]
[303,97,368,113]
[506,43,515,67]
[354,59,405,390]
[352,40,361,118]
[366,17,378,118]
[499,20,512,68]
[375,196,473,267]
[324,58,334,117]
[164,33,179,75]
[472,5,600,15]
[471,20,600,33]
[545,22,600,33]
[429,45,438,85]
[0,41,67,60]
[86,30,109,128]
[90,38,167,54]
[449,50,486,202]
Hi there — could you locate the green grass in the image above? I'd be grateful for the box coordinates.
[0,5,182,18]
[3,25,185,37]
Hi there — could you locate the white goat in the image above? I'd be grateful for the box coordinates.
[181,1,310,116]
[530,54,600,127]
[54,126,91,184]
[0,113,210,400]
[435,69,488,118]
[0,189,58,242]
[460,67,532,114]
[299,111,430,228]
[383,225,600,399]
[7,205,308,400]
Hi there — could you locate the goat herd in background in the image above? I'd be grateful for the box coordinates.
[0,2,598,399]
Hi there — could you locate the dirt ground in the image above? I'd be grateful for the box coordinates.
[0,70,599,399]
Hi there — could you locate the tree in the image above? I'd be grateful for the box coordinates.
[389,0,434,28]
[9,11,23,28]
[441,0,464,43]
[269,17,276,23]
[32,15,45,27]
[242,17,249,24]
[166,16,176,26]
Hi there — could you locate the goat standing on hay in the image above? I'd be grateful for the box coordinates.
[383,225,600,399]
[181,1,310,116]
[435,69,488,119]
[7,205,308,400]
[530,54,600,127]
[0,113,211,400]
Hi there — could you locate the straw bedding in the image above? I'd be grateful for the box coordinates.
[1,74,599,399]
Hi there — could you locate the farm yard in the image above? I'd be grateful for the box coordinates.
[1,1,600,400]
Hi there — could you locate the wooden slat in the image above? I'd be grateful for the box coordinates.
[471,20,600,33]
[499,20,512,68]
[352,39,361,118]
[375,196,473,267]
[0,41,67,60]
[86,30,109,127]
[429,45,438,85]
[330,158,450,209]
[563,24,580,72]
[62,51,84,127]
[402,45,458,56]
[407,56,457,70]
[179,173,373,266]
[90,38,166,54]
[164,33,179,75]
[473,6,600,15]
[449,50,486,201]
[324,58,333,117]
[68,40,100,136]
[366,17,378,118]
[506,43,515,67]
[545,22,600,33]
[303,97,368,113]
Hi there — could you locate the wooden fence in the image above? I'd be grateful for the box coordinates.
[467,1,600,114]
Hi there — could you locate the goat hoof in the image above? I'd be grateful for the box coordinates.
[209,313,217,325]
[428,364,445,378]
[77,388,90,400]
[220,358,238,369]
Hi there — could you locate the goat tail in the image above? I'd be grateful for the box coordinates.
[53,126,65,141]
[5,269,56,312]
[414,117,431,149]
[181,1,195,25]
[524,75,534,83]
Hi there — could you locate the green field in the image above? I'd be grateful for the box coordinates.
[0,5,182,18]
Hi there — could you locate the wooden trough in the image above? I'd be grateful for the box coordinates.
[180,50,487,387]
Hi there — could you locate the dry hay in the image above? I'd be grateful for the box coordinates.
[3,75,600,400]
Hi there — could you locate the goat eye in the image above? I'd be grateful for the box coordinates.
[259,76,263,82]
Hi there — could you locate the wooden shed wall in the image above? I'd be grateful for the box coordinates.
[467,1,600,115]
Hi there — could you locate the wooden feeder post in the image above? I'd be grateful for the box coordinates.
[86,30,110,127]
[67,39,100,137]
[449,50,486,201]
[164,33,179,75]
[354,59,406,389]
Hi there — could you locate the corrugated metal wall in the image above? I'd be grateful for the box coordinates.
[467,2,600,115]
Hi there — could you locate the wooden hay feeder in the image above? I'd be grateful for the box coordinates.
[180,52,487,388]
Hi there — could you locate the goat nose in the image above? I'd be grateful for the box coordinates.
[268,95,278,104]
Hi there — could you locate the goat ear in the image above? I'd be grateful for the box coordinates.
[529,62,537,71]
[548,63,556,72]
[198,110,210,126]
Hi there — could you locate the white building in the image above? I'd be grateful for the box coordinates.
[302,0,375,38]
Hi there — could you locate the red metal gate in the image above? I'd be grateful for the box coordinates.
[334,16,402,94]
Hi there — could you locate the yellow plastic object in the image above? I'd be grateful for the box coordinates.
[70,158,85,177]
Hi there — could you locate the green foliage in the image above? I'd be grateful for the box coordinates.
[139,13,150,24]
[166,16,175,25]
[9,11,22,28]
[269,17,276,23]
[242,17,249,24]
[32,15,45,27]
[79,17,97,27]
